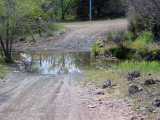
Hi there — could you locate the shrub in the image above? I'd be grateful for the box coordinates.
[125,32,137,47]
[103,49,111,56]
[0,46,4,57]
[135,30,154,56]
[92,43,100,56]
[0,64,10,79]
[96,42,102,46]
[126,32,137,41]
[4,57,14,63]
[128,14,148,35]
[114,46,127,59]
[107,31,127,48]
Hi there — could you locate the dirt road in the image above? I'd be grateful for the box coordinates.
[0,69,94,120]
[0,20,135,120]
[13,19,128,51]
[49,19,128,50]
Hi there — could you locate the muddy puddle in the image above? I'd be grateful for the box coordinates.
[13,50,117,74]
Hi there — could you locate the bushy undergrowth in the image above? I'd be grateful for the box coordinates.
[114,46,127,59]
[0,64,10,79]
[112,60,160,73]
[4,57,14,63]
[135,31,154,56]
[92,42,101,56]
[96,29,157,60]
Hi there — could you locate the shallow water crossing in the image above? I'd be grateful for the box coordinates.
[13,50,116,74]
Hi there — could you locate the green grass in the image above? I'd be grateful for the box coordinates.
[84,70,118,84]
[52,23,66,31]
[111,60,160,73]
[0,64,10,80]
[40,22,67,33]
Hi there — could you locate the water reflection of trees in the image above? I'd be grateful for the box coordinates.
[14,51,91,74]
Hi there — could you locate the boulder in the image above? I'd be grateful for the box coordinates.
[128,85,139,94]
[150,99,160,109]
[102,80,111,89]
[144,79,156,85]
[128,69,140,78]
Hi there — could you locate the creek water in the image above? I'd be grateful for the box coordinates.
[13,50,117,74]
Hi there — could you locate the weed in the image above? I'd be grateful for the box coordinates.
[92,43,100,56]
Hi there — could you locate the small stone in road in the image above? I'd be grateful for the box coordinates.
[88,105,96,108]
[106,104,113,108]
[96,91,105,95]
[99,102,103,104]
[131,116,138,120]
[127,104,132,106]
[87,82,92,85]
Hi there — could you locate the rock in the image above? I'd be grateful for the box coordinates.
[99,44,104,48]
[150,99,160,109]
[19,37,26,41]
[88,104,96,108]
[131,116,138,120]
[127,74,134,81]
[127,104,133,106]
[99,102,103,104]
[138,87,143,92]
[155,80,160,82]
[128,69,140,78]
[96,91,105,95]
[144,79,156,85]
[128,85,139,94]
[148,73,152,76]
[102,80,111,89]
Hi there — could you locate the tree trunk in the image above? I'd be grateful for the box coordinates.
[6,0,9,53]
[61,0,64,20]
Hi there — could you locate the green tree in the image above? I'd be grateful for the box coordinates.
[53,0,74,20]
[0,0,43,62]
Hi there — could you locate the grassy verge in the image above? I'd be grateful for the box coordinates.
[83,61,160,119]
[112,60,160,74]
[0,64,10,80]
[49,23,67,31]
